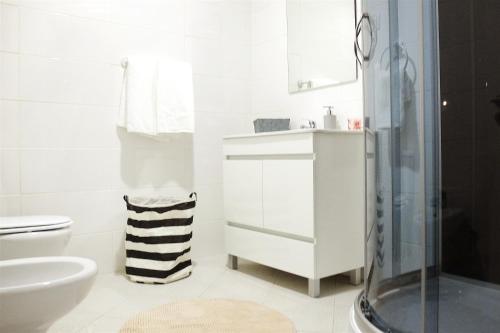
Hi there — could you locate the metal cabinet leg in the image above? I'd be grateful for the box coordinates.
[349,268,362,285]
[308,278,320,298]
[227,254,238,270]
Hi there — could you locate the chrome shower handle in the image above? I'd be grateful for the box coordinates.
[355,13,374,63]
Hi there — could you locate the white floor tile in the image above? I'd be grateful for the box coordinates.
[47,255,362,333]
[47,310,102,333]
[80,316,128,333]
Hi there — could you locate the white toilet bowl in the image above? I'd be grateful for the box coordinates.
[0,256,97,333]
[0,215,73,259]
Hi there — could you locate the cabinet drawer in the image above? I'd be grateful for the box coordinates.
[223,132,313,156]
[225,225,315,278]
[223,160,263,227]
[263,160,314,237]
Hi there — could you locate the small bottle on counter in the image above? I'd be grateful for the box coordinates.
[323,106,337,129]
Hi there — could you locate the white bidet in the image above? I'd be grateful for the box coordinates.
[0,256,97,333]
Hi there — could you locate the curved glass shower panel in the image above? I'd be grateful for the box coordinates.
[359,0,500,332]
[360,0,440,332]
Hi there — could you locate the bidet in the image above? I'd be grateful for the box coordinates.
[0,256,97,333]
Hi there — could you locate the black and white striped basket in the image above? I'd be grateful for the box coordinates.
[123,193,196,284]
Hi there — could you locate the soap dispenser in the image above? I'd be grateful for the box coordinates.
[323,106,337,129]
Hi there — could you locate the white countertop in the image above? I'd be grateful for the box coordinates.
[223,128,365,140]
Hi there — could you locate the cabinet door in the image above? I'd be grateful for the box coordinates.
[263,160,314,237]
[223,160,263,227]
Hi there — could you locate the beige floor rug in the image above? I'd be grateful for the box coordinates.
[119,299,296,333]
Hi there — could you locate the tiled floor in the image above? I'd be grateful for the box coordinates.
[48,256,361,333]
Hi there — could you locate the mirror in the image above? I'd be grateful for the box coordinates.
[286,0,358,93]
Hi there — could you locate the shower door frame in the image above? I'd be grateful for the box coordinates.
[420,0,442,331]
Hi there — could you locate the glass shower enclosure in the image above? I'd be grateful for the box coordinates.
[355,0,440,332]
[353,0,500,332]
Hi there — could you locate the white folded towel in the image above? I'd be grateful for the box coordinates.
[118,56,194,135]
[157,60,194,134]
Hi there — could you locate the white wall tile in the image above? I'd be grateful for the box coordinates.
[109,0,185,33]
[251,76,290,114]
[194,112,250,155]
[221,0,251,42]
[19,102,119,149]
[192,183,223,222]
[251,0,273,13]
[193,143,223,185]
[222,40,251,79]
[186,0,223,39]
[251,0,286,44]
[251,37,287,81]
[193,75,224,112]
[123,185,191,200]
[112,229,126,272]
[191,219,225,259]
[0,150,20,194]
[223,78,251,114]
[4,0,112,21]
[186,37,223,76]
[0,195,21,215]
[191,112,234,187]
[111,139,193,191]
[19,7,186,65]
[0,100,19,148]
[0,4,19,52]
[18,55,122,105]
[0,52,19,99]
[19,7,122,63]
[20,149,116,193]
[64,232,115,274]
[121,28,186,62]
[21,190,126,235]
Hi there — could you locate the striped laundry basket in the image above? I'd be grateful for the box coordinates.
[123,193,196,284]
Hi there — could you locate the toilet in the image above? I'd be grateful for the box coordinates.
[0,215,97,333]
[0,215,73,260]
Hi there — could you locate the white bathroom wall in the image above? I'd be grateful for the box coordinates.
[250,0,363,129]
[0,0,363,274]
[0,0,252,272]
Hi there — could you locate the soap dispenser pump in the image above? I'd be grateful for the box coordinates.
[323,106,337,129]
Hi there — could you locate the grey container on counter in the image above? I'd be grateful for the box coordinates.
[253,118,290,133]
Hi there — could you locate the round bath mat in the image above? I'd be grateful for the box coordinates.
[119,299,296,333]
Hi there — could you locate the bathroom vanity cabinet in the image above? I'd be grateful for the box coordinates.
[223,129,371,297]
